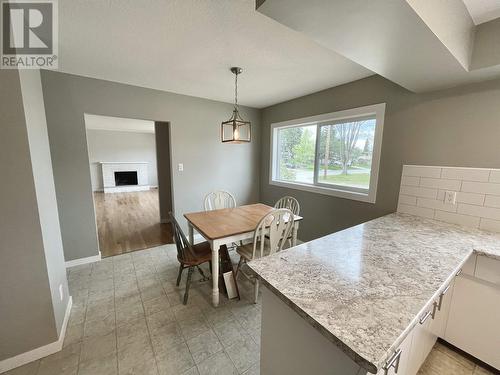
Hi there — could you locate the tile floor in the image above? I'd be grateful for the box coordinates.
[4,244,498,375]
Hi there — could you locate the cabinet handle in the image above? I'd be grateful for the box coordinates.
[456,268,463,276]
[432,301,438,319]
[383,349,402,374]
[437,283,451,311]
[419,310,432,324]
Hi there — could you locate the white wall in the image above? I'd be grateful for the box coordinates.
[86,129,158,191]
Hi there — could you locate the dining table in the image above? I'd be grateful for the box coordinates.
[184,203,303,307]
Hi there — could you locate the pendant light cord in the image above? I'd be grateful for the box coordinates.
[234,71,238,111]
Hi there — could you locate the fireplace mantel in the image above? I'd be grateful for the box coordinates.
[100,162,149,193]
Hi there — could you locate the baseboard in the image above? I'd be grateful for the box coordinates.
[65,251,101,268]
[0,296,72,373]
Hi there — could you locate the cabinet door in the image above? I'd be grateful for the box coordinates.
[378,329,414,375]
[407,308,437,375]
[445,275,500,369]
[430,279,454,338]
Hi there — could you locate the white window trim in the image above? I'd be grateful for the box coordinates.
[269,103,385,204]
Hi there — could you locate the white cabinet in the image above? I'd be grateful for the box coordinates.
[475,255,500,285]
[377,329,414,375]
[406,307,437,375]
[430,278,454,338]
[445,275,500,369]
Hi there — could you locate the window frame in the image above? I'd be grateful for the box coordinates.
[269,103,385,203]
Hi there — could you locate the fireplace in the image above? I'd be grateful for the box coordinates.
[114,171,138,186]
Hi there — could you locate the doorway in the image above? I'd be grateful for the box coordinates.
[84,114,174,257]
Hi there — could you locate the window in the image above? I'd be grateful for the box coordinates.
[270,104,385,203]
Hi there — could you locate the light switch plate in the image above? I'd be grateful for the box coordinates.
[59,284,64,301]
[444,191,457,205]
[178,163,184,172]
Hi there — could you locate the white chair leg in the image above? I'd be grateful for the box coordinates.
[254,278,260,304]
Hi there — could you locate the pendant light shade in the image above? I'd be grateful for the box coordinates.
[221,67,251,143]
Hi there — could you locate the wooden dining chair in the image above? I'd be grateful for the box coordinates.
[169,213,212,305]
[274,196,300,215]
[204,191,236,211]
[273,196,300,247]
[235,208,294,303]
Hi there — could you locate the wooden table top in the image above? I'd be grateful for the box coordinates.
[184,203,302,241]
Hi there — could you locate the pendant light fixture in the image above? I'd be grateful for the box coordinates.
[221,67,251,143]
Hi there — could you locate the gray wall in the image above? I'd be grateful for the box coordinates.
[155,122,173,223]
[86,129,158,191]
[0,70,59,360]
[41,71,261,261]
[19,70,69,336]
[261,75,500,241]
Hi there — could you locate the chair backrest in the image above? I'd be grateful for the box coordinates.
[204,190,236,211]
[274,196,300,216]
[250,208,294,260]
[169,212,195,262]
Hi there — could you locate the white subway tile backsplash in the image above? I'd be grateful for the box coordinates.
[398,165,500,232]
[400,185,438,199]
[479,218,500,232]
[436,191,485,205]
[457,203,500,221]
[434,211,481,228]
[484,195,500,208]
[417,197,457,212]
[401,176,420,186]
[461,181,500,196]
[441,167,490,182]
[402,165,441,178]
[398,203,435,219]
[420,177,461,190]
[489,170,500,183]
[398,194,417,206]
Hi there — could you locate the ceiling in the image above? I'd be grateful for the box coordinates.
[84,114,155,134]
[463,0,500,24]
[258,0,500,94]
[57,0,372,108]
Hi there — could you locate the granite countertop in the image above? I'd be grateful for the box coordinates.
[247,213,500,374]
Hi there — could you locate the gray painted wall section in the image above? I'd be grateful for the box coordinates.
[41,71,261,261]
[19,70,70,336]
[86,129,158,191]
[0,70,58,360]
[261,75,500,241]
[155,122,173,223]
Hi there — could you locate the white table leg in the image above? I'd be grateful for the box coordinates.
[188,223,194,244]
[292,222,299,247]
[211,240,220,307]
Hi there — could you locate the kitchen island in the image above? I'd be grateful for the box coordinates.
[248,213,500,375]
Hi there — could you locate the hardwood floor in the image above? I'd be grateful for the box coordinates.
[93,189,173,257]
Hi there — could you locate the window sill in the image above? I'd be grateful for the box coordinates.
[269,179,376,203]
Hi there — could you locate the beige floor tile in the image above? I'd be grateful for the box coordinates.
[182,367,200,375]
[80,332,117,362]
[474,365,497,374]
[242,362,260,375]
[155,342,195,375]
[225,335,260,373]
[435,342,475,371]
[37,343,80,375]
[418,348,473,375]
[116,303,145,326]
[3,360,39,375]
[186,329,223,364]
[143,295,171,316]
[117,336,155,372]
[63,323,84,347]
[117,316,149,349]
[146,308,176,331]
[212,318,244,348]
[83,311,116,338]
[178,316,211,341]
[78,352,118,375]
[196,351,238,375]
[150,322,185,355]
